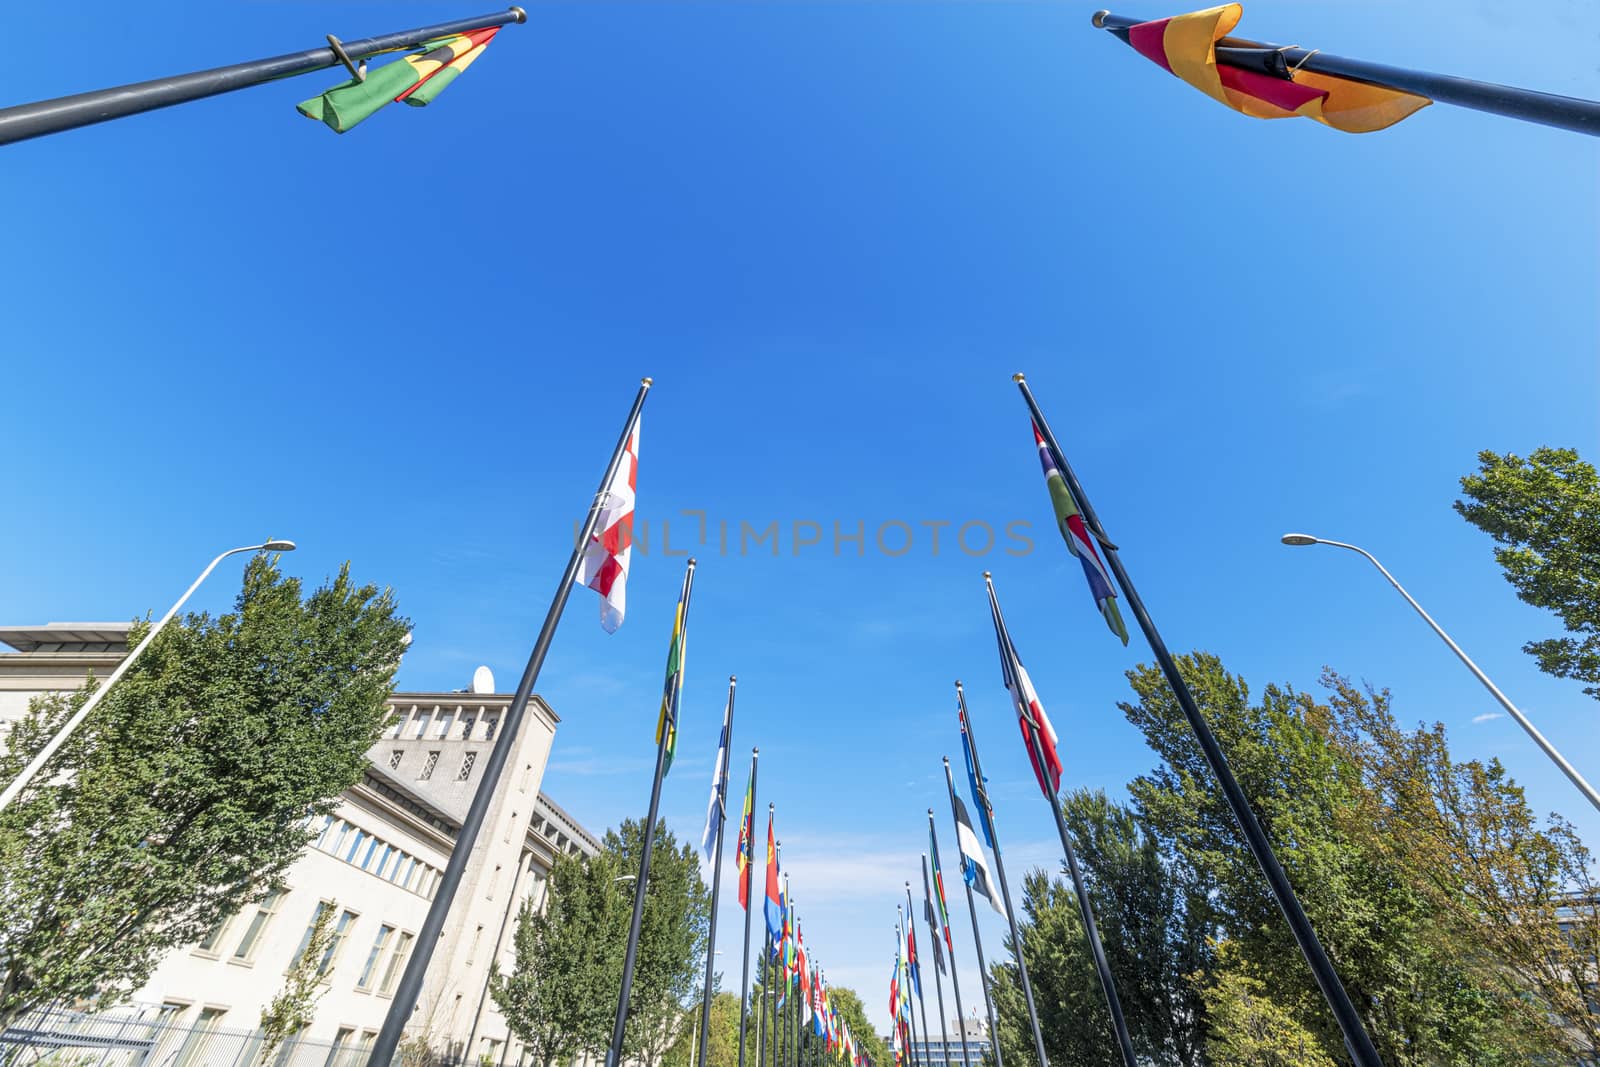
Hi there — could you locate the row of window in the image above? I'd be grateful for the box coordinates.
[313,815,443,898]
[151,999,380,1067]
[388,705,501,743]
[197,894,416,997]
[387,747,478,782]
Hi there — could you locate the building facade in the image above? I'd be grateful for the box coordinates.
[887,1013,992,1067]
[0,623,601,1066]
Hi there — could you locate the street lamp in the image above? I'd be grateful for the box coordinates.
[1280,532,1600,814]
[0,538,297,813]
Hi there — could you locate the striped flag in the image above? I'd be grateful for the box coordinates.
[987,576,1064,798]
[764,814,783,942]
[1033,425,1128,645]
[576,420,640,633]
[905,917,922,998]
[959,708,995,849]
[699,689,732,861]
[921,857,947,976]
[736,762,756,910]
[655,562,693,775]
[952,791,1003,915]
[927,823,954,956]
[298,28,499,133]
[1115,4,1429,134]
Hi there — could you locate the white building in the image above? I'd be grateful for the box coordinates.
[0,623,602,1066]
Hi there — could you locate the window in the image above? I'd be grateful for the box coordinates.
[419,751,439,781]
[390,854,414,886]
[232,889,284,962]
[457,752,477,781]
[357,925,395,990]
[174,1007,226,1067]
[460,713,477,739]
[318,909,358,976]
[483,715,499,741]
[374,845,396,880]
[467,924,484,965]
[326,1027,355,1067]
[326,819,351,856]
[195,912,232,956]
[380,932,415,995]
[413,711,432,739]
[388,749,404,770]
[435,711,455,739]
[360,837,381,871]
[344,829,368,863]
[313,814,336,848]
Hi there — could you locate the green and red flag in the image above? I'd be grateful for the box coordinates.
[927,821,954,957]
[1108,4,1428,133]
[298,27,499,133]
[736,763,756,910]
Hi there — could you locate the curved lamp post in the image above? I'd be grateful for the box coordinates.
[0,538,297,813]
[1281,533,1600,815]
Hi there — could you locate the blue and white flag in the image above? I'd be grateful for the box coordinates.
[700,690,733,861]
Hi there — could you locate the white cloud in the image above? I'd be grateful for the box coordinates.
[1472,712,1504,724]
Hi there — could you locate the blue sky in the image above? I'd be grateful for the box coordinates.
[3,0,1596,1037]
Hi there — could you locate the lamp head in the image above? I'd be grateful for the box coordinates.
[263,539,297,552]
[1280,533,1319,547]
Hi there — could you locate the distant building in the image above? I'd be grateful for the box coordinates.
[0,623,602,1066]
[885,1012,992,1067]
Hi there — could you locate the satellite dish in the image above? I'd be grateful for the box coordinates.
[471,665,496,695]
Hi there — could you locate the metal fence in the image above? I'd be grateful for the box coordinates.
[0,1004,496,1067]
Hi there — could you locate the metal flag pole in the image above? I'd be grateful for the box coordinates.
[905,885,936,1067]
[606,559,699,1067]
[760,931,771,1067]
[368,378,650,1067]
[0,8,527,147]
[956,684,1050,1067]
[1091,10,1600,136]
[1013,372,1384,1067]
[699,678,739,1067]
[941,762,1003,1067]
[919,858,954,1067]
[897,916,921,1067]
[738,750,761,1067]
[984,574,1136,1067]
[782,878,792,1067]
[774,838,783,1067]
[926,816,973,1067]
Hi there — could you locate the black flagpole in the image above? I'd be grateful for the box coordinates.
[941,761,1003,1067]
[956,684,1050,1067]
[0,7,527,147]
[606,559,699,1067]
[925,814,973,1067]
[905,886,935,1067]
[1092,9,1600,136]
[699,678,738,1067]
[760,930,771,1067]
[738,750,760,1067]
[985,574,1137,1067]
[898,918,920,1067]
[919,858,954,1067]
[1013,372,1384,1067]
[367,377,649,1067]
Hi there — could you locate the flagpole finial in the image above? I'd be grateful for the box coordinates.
[688,557,697,568]
[982,571,992,581]
[1091,10,1109,27]
[730,674,737,684]
[1012,372,1026,383]
[641,376,653,388]
[509,5,527,22]
[942,756,950,766]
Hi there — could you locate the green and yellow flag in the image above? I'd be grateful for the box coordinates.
[298,27,499,134]
[655,562,695,774]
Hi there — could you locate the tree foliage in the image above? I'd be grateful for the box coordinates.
[990,653,1596,1065]
[1456,446,1600,697]
[827,986,887,1067]
[0,555,409,1030]
[258,898,338,1063]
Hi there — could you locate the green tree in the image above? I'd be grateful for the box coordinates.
[492,848,634,1067]
[0,555,409,1030]
[661,992,741,1067]
[826,985,887,1067]
[1456,446,1600,697]
[257,898,338,1064]
[609,818,712,1067]
[1200,945,1336,1067]
[1120,653,1555,1065]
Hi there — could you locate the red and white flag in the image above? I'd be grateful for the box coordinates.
[576,419,640,632]
[987,574,1064,797]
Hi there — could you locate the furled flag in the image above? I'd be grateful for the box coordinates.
[1108,4,1428,133]
[797,926,812,1020]
[905,917,922,998]
[927,821,954,956]
[888,955,900,1023]
[655,563,693,775]
[764,812,783,942]
[921,856,947,976]
[700,690,732,861]
[952,790,1003,915]
[1032,425,1128,646]
[959,710,995,849]
[298,27,501,133]
[987,577,1064,798]
[575,419,640,632]
[736,762,756,910]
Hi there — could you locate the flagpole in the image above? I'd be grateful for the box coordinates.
[606,559,698,1067]
[941,762,1003,1067]
[698,678,738,1067]
[738,751,761,1067]
[956,684,1051,1067]
[984,574,1137,1067]
[367,377,650,1067]
[760,931,771,1067]
[925,814,974,1067]
[905,885,936,1067]
[0,7,527,147]
[1013,373,1385,1067]
[919,858,954,1067]
[1091,10,1600,136]
[774,839,783,1067]
[897,918,920,1067]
